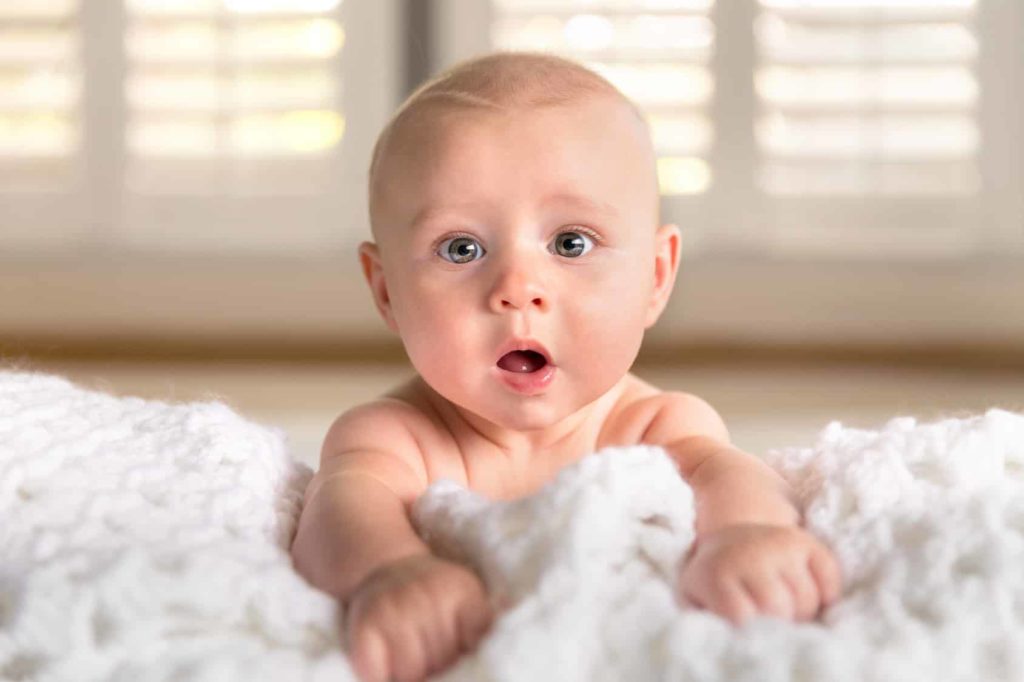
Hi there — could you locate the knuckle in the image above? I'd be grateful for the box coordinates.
[427,613,460,673]
[718,583,750,621]
[392,635,427,682]
[362,596,399,626]
[456,602,490,652]
[757,587,790,618]
[455,567,484,595]
[724,600,751,626]
[795,583,818,619]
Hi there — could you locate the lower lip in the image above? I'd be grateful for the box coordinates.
[494,363,557,395]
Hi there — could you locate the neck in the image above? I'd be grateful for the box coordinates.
[416,375,627,461]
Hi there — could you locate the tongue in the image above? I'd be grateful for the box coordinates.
[497,350,546,373]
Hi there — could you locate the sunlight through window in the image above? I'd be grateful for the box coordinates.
[124,0,345,193]
[755,0,980,195]
[490,0,716,195]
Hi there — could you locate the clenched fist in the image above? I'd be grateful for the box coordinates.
[343,553,496,682]
[677,523,843,626]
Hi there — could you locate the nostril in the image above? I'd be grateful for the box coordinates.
[501,298,543,308]
[498,295,545,310]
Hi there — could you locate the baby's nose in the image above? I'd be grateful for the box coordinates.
[488,266,548,313]
[497,293,545,311]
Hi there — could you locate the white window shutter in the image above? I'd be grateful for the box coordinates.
[753,0,989,257]
[756,0,981,198]
[2,0,399,258]
[119,0,352,253]
[0,0,87,249]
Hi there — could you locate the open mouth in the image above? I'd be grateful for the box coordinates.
[496,349,549,374]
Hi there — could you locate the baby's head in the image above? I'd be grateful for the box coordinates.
[359,52,681,430]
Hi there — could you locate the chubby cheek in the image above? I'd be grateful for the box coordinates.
[567,281,648,377]
[390,283,482,389]
[388,261,651,409]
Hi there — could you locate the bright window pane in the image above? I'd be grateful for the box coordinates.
[490,0,715,196]
[125,1,345,193]
[0,0,79,187]
[755,0,980,196]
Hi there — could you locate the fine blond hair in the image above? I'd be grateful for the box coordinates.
[367,51,652,235]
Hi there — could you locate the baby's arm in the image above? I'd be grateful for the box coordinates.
[290,403,494,682]
[641,392,842,625]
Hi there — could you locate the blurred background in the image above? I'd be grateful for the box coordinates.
[1,0,1022,469]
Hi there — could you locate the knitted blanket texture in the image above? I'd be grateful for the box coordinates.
[1,369,1023,681]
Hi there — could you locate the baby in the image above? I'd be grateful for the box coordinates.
[291,52,842,682]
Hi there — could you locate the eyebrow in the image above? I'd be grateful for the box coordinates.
[409,202,485,232]
[409,192,619,232]
[542,192,620,218]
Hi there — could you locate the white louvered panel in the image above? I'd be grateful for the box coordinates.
[124,0,345,197]
[0,0,81,192]
[490,0,715,196]
[755,0,980,196]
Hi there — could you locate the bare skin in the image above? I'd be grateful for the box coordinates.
[380,372,661,502]
[303,373,840,682]
[338,372,664,682]
[291,61,842,682]
[343,553,494,682]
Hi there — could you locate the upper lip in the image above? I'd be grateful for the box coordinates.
[495,338,555,367]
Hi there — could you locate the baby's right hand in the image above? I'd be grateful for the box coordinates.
[343,553,496,682]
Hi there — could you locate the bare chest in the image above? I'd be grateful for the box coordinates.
[416,387,663,502]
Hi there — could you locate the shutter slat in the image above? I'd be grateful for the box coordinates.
[756,0,980,196]
[125,1,344,194]
[0,0,78,188]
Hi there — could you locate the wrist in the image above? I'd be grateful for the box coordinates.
[341,549,435,606]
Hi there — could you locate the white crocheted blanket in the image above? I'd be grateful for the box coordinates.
[2,370,1024,682]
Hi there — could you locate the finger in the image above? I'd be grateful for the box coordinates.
[808,546,843,607]
[404,589,446,676]
[456,596,495,653]
[677,580,706,610]
[423,597,462,675]
[677,562,712,610]
[713,578,758,627]
[388,622,429,682]
[742,572,795,621]
[349,627,389,682]
[427,613,463,676]
[780,564,820,621]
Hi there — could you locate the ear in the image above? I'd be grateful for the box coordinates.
[358,241,399,333]
[644,223,681,329]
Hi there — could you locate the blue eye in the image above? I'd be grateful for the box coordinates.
[552,231,595,258]
[437,236,485,264]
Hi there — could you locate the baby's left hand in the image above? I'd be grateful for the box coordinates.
[677,523,842,626]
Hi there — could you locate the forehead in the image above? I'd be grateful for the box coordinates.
[377,96,657,227]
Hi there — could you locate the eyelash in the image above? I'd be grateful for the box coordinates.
[432,226,603,258]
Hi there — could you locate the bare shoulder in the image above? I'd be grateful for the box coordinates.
[318,375,470,504]
[321,395,424,461]
[600,373,729,447]
[638,387,731,447]
[317,392,434,505]
[596,373,665,446]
